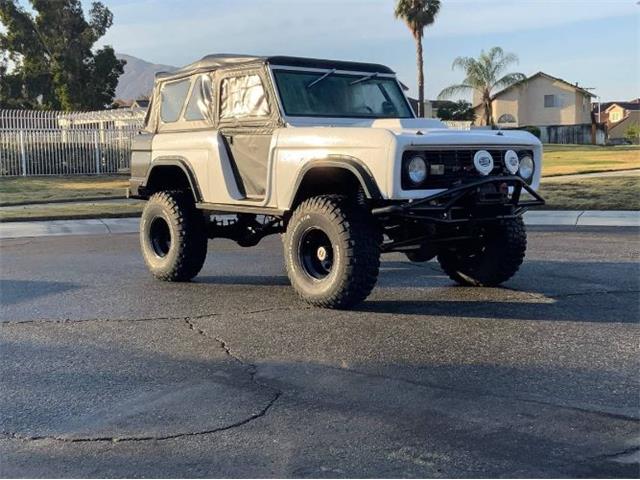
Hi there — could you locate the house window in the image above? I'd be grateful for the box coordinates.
[610,111,622,123]
[544,94,562,108]
[497,113,517,124]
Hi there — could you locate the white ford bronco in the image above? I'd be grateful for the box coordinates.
[129,54,544,308]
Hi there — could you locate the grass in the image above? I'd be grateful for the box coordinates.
[0,175,128,205]
[0,145,638,220]
[542,144,640,177]
[0,200,143,222]
[539,176,640,210]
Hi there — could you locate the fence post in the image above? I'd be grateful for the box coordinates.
[19,129,27,176]
[94,130,100,174]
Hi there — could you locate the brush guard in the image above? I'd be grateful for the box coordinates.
[371,176,545,253]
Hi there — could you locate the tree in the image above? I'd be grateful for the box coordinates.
[438,47,526,126]
[436,100,475,121]
[0,0,125,110]
[394,0,440,118]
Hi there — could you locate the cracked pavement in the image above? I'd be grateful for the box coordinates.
[0,226,638,478]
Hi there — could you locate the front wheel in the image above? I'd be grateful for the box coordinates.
[437,217,527,287]
[140,191,207,281]
[284,195,381,309]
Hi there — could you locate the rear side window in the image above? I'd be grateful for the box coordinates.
[184,75,213,121]
[220,74,270,120]
[160,79,191,123]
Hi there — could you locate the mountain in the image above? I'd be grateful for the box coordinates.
[115,53,176,101]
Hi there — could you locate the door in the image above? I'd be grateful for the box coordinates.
[217,71,277,200]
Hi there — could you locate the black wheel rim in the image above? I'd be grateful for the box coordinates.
[149,216,171,258]
[299,228,334,280]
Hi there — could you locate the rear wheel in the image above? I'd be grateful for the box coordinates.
[284,195,380,309]
[140,191,207,281]
[437,217,526,286]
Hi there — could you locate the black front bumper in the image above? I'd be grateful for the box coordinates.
[372,176,545,224]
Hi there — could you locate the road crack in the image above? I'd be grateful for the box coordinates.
[0,393,281,444]
[1,305,311,326]
[1,316,285,445]
[184,317,283,396]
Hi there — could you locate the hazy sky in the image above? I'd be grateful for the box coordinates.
[98,0,639,102]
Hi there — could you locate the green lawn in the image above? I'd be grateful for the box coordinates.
[0,175,128,205]
[542,145,640,177]
[539,176,639,210]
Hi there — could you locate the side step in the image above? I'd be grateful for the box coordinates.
[196,202,286,216]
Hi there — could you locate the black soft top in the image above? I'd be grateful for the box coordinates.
[155,54,395,81]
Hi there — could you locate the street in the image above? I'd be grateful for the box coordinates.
[0,226,638,478]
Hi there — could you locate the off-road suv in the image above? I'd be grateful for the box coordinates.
[129,54,544,309]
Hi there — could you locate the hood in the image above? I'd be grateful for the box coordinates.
[371,118,540,146]
[284,117,538,146]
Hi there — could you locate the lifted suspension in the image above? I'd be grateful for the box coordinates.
[206,214,283,247]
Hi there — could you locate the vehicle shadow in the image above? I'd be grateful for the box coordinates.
[1,335,637,478]
[195,275,290,286]
[0,279,79,306]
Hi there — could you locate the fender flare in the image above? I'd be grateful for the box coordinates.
[144,157,203,202]
[289,156,382,208]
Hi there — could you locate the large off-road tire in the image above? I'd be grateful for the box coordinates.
[284,195,381,309]
[140,191,207,281]
[437,217,527,287]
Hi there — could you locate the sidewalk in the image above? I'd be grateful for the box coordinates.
[0,211,638,239]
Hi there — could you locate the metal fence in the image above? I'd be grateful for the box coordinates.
[443,120,472,130]
[0,109,145,176]
[538,123,606,145]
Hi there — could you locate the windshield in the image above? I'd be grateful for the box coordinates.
[272,69,414,118]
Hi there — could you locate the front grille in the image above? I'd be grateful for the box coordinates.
[401,148,533,190]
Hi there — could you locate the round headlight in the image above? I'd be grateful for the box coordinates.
[518,155,534,180]
[407,156,427,184]
[473,150,494,176]
[504,150,520,175]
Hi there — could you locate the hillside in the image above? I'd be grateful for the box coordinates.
[115,53,176,101]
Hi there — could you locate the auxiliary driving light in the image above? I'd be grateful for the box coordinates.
[504,150,520,175]
[473,150,494,176]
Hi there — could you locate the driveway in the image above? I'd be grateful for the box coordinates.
[0,227,638,477]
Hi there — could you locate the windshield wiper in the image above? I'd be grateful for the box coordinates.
[349,72,379,86]
[306,69,336,89]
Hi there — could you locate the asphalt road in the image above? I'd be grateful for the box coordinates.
[0,227,638,478]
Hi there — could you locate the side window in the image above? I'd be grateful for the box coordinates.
[220,74,270,120]
[160,79,191,123]
[184,74,213,121]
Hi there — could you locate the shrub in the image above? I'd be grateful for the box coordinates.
[519,125,541,138]
[624,124,640,144]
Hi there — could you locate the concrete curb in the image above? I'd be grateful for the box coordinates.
[523,210,640,227]
[0,211,638,240]
[0,218,140,239]
[0,195,128,208]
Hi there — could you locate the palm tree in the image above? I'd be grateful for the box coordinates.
[438,47,526,126]
[395,0,440,117]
